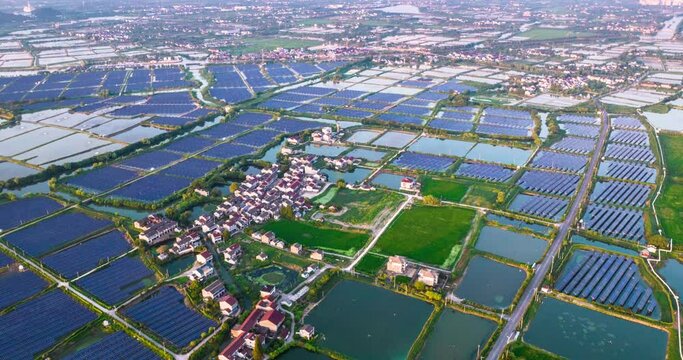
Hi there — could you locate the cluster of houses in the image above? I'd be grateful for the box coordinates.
[311,126,343,144]
[323,155,359,171]
[386,255,441,288]
[218,286,287,360]
[250,231,325,262]
[135,214,179,246]
[209,160,324,236]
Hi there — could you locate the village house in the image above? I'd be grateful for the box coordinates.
[260,285,277,299]
[417,268,439,287]
[195,214,218,233]
[243,332,262,349]
[218,294,240,316]
[138,217,178,245]
[258,309,286,333]
[201,280,226,301]
[170,231,201,255]
[290,243,303,255]
[190,263,215,282]
[196,250,213,265]
[256,252,268,262]
[400,177,421,191]
[310,249,324,261]
[298,324,315,340]
[223,243,243,265]
[207,229,223,244]
[387,255,408,275]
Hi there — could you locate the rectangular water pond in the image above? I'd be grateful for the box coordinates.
[305,280,433,360]
[347,129,382,144]
[475,226,547,264]
[465,143,533,167]
[453,256,526,309]
[408,137,474,157]
[524,297,668,360]
[371,172,414,190]
[417,308,497,360]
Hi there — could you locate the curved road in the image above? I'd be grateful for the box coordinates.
[486,107,610,359]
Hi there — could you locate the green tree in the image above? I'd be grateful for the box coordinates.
[336,179,346,188]
[280,205,295,220]
[423,195,440,206]
[253,335,264,360]
[222,230,231,242]
[496,191,506,204]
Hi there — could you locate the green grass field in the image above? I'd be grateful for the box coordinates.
[373,205,477,268]
[329,189,404,225]
[518,28,594,41]
[462,184,504,208]
[657,133,683,244]
[262,219,369,256]
[354,253,387,275]
[229,37,322,55]
[420,177,470,202]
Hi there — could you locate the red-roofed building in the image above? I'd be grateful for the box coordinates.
[258,309,285,333]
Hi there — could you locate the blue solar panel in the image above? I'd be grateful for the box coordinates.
[123,286,216,348]
[0,290,97,360]
[42,231,132,279]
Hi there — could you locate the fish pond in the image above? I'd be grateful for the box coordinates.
[465,143,533,167]
[247,265,300,292]
[408,137,474,157]
[322,168,372,185]
[524,296,668,360]
[453,256,526,309]
[417,308,497,360]
[658,259,683,303]
[305,280,433,359]
[304,144,349,157]
[347,129,382,144]
[571,235,639,257]
[371,172,412,190]
[475,226,548,264]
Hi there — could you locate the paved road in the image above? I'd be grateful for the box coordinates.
[486,107,609,359]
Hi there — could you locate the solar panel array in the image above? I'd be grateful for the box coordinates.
[0,290,97,360]
[0,269,48,310]
[582,204,645,242]
[559,123,601,138]
[0,196,63,232]
[75,256,155,305]
[557,114,599,125]
[42,230,132,279]
[549,136,596,155]
[590,180,652,208]
[392,152,455,172]
[516,170,581,197]
[3,212,113,257]
[604,143,655,164]
[556,250,658,316]
[0,67,192,105]
[123,286,216,348]
[611,116,644,130]
[509,193,568,221]
[609,129,650,147]
[597,160,657,183]
[531,150,588,173]
[455,162,515,182]
[64,331,161,360]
